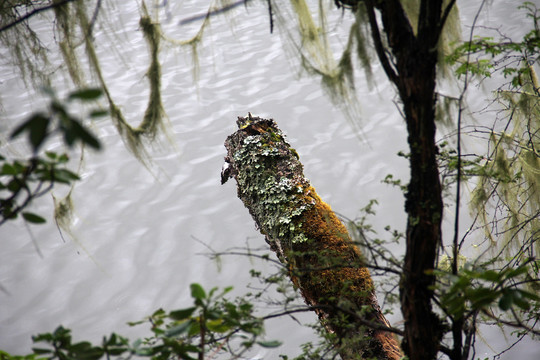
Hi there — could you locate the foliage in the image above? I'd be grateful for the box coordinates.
[0,283,280,360]
[0,87,103,226]
[447,1,540,83]
[428,2,540,354]
[446,0,540,287]
[436,262,540,320]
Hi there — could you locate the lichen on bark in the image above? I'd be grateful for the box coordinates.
[223,114,403,360]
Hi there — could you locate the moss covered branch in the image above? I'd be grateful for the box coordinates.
[223,114,403,360]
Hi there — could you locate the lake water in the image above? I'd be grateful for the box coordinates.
[1,1,539,358]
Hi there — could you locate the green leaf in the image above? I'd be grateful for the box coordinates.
[1,163,18,175]
[169,307,196,321]
[51,168,80,184]
[504,266,529,279]
[187,321,200,337]
[68,343,104,360]
[10,116,34,139]
[70,120,101,150]
[208,286,219,298]
[50,100,67,116]
[90,109,108,118]
[164,321,192,337]
[63,121,77,147]
[206,319,231,333]
[45,152,57,160]
[68,340,96,352]
[476,270,500,282]
[104,333,117,346]
[31,347,52,354]
[57,154,69,163]
[32,332,54,342]
[126,320,146,326]
[467,287,498,309]
[11,113,50,152]
[7,179,22,193]
[190,283,206,300]
[499,291,513,311]
[68,88,103,101]
[206,309,222,321]
[152,308,166,317]
[517,289,540,301]
[511,291,530,310]
[256,340,282,348]
[105,347,128,356]
[132,339,154,357]
[442,292,466,318]
[22,212,46,224]
[52,325,71,340]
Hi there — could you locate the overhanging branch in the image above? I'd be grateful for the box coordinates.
[364,0,398,85]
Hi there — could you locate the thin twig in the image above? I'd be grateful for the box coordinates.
[0,0,79,33]
[267,0,274,34]
[178,0,251,25]
[86,0,103,39]
[364,0,398,85]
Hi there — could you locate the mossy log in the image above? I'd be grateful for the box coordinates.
[223,114,403,360]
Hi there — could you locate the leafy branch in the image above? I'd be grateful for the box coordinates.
[1,87,104,226]
[1,283,282,360]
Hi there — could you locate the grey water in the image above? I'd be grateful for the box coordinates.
[1,1,538,359]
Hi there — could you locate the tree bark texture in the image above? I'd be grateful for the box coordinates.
[223,114,403,360]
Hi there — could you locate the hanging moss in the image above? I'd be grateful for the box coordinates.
[470,73,540,260]
[0,1,52,88]
[53,191,75,237]
[270,0,461,133]
[351,3,373,87]
[53,191,107,272]
[224,114,403,360]
[520,149,540,204]
[155,6,211,84]
[53,1,85,87]
[437,0,461,76]
[73,2,169,166]
[270,0,363,129]
[137,15,166,141]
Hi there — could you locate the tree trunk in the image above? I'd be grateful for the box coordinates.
[364,1,448,358]
[223,114,403,360]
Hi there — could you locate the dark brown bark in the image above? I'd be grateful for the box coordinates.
[364,1,447,359]
[223,114,403,359]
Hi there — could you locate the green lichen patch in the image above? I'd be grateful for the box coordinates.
[224,115,371,273]
[225,115,314,253]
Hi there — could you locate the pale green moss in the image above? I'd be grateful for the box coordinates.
[470,79,540,258]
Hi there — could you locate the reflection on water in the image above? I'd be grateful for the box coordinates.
[0,1,538,359]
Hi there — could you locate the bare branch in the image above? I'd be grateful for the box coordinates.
[0,0,79,33]
[178,0,251,26]
[364,0,398,85]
